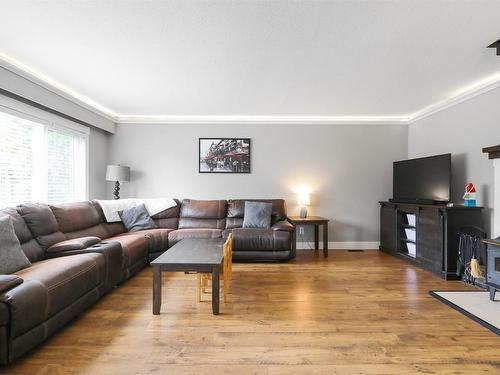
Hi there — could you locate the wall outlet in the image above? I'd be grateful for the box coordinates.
[299,226,304,235]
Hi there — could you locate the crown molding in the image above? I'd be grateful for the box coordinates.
[0,53,117,122]
[2,51,500,127]
[408,72,500,124]
[114,115,409,125]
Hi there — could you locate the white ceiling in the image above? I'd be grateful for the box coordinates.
[1,0,500,121]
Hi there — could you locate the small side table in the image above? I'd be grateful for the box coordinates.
[288,216,329,257]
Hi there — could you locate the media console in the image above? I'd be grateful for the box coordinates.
[379,201,484,279]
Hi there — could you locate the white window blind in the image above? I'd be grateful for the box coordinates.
[0,109,88,208]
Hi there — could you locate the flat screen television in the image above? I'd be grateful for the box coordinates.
[392,153,451,204]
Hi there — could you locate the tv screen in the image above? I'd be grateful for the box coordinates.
[393,153,451,203]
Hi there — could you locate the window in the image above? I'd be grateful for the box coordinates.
[0,104,88,208]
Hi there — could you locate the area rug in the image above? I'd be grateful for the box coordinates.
[429,291,500,335]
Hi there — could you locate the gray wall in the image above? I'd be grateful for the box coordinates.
[108,123,408,244]
[408,86,500,236]
[88,127,110,200]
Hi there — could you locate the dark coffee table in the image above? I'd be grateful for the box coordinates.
[151,238,224,315]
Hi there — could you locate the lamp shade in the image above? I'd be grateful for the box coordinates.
[297,191,310,205]
[106,165,130,182]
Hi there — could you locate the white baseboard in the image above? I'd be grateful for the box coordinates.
[296,241,380,250]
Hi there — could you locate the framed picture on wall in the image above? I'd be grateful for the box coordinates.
[199,138,251,173]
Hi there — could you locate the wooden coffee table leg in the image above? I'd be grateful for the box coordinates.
[153,266,162,315]
[212,265,220,315]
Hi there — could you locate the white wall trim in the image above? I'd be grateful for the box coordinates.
[0,53,116,122]
[297,241,380,250]
[115,115,409,125]
[408,72,500,124]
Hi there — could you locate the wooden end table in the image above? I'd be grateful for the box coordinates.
[151,238,224,315]
[288,216,330,257]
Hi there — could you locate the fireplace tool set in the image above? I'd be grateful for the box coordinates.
[457,227,487,285]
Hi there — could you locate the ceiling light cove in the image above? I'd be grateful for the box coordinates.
[1,52,500,126]
[114,115,409,125]
[0,52,117,120]
[409,71,500,123]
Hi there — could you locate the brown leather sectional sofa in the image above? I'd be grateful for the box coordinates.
[0,198,294,364]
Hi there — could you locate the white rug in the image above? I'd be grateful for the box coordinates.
[430,291,500,335]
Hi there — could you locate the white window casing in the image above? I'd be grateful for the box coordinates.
[0,94,89,208]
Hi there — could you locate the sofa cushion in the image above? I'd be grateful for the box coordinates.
[226,199,287,228]
[50,202,101,233]
[231,228,291,251]
[178,199,227,229]
[151,200,181,219]
[105,234,149,269]
[0,216,32,274]
[16,203,66,251]
[10,253,105,338]
[46,236,101,254]
[0,275,23,294]
[0,208,44,263]
[130,228,172,253]
[242,201,272,228]
[168,229,222,246]
[151,200,180,230]
[102,222,127,237]
[119,204,157,232]
[50,200,112,240]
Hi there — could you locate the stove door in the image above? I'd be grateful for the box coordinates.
[487,245,500,287]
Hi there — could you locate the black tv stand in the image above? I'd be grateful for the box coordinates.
[389,198,447,205]
[379,201,484,279]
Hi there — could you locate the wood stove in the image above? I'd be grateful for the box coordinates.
[484,239,500,301]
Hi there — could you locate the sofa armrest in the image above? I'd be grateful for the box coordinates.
[272,220,294,232]
[0,276,23,294]
[46,236,101,253]
[46,241,123,291]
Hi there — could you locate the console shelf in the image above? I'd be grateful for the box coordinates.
[380,201,484,279]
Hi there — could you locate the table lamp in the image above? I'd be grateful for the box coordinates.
[297,191,310,218]
[106,165,130,200]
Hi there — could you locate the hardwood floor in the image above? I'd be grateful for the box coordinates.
[2,250,499,374]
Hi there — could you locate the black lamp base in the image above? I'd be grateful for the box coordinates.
[113,181,121,200]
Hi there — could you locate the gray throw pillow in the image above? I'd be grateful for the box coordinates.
[0,216,32,274]
[119,203,157,232]
[242,201,273,228]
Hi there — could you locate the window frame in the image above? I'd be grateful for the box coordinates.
[0,94,90,204]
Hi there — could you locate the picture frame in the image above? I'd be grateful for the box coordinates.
[199,138,251,173]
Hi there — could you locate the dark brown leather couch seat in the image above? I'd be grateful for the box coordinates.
[5,254,104,346]
[168,228,223,246]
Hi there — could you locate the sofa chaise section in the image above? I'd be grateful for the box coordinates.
[0,207,110,364]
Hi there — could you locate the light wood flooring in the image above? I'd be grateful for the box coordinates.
[2,250,499,375]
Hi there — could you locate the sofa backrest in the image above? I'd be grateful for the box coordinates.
[16,203,66,252]
[89,200,127,237]
[151,200,180,229]
[226,199,287,229]
[0,207,45,262]
[50,201,110,240]
[179,199,227,229]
